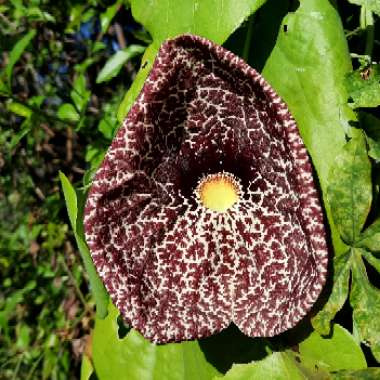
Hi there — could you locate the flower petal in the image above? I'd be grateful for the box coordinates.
[84,34,328,343]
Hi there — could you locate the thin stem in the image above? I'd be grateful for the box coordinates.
[243,15,255,62]
[360,7,375,58]
[60,256,88,309]
[11,353,24,380]
[25,353,43,380]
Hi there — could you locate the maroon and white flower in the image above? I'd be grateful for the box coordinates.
[84,34,328,344]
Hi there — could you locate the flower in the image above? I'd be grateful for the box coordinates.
[84,34,328,344]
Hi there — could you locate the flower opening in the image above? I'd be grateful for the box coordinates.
[195,172,241,212]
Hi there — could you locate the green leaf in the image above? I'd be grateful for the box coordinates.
[345,65,380,108]
[298,324,366,372]
[57,103,80,122]
[254,0,353,256]
[356,218,380,252]
[98,118,116,140]
[100,0,123,33]
[362,249,380,273]
[359,112,380,161]
[6,101,32,118]
[327,129,372,244]
[59,172,109,318]
[92,303,220,380]
[132,0,266,44]
[80,354,94,380]
[71,74,90,112]
[4,29,36,88]
[331,368,380,379]
[312,252,352,335]
[118,0,267,121]
[26,7,56,22]
[346,0,380,17]
[219,352,307,380]
[350,249,380,362]
[96,45,146,83]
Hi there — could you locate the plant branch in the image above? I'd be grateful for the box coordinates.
[243,15,255,62]
[1,93,75,126]
[360,7,375,58]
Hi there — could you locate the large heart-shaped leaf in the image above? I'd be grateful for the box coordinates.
[117,0,267,121]
[92,303,220,380]
[252,0,354,255]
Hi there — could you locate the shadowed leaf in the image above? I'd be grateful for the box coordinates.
[346,0,380,17]
[312,253,352,335]
[350,249,380,363]
[3,29,36,88]
[356,218,380,252]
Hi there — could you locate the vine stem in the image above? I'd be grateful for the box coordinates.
[242,15,255,62]
[360,7,375,59]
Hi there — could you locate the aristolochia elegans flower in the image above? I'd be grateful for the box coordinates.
[84,34,328,344]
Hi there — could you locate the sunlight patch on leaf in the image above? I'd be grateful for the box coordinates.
[298,324,367,372]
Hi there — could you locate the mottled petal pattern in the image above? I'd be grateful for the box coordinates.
[84,34,328,343]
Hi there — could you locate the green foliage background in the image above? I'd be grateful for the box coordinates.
[1,0,380,379]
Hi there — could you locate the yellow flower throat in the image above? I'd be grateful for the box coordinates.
[196,172,240,212]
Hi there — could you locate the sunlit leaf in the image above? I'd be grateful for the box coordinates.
[96,45,145,83]
[118,0,268,121]
[92,303,220,380]
[100,0,123,33]
[6,101,32,118]
[298,324,366,372]
[255,0,353,255]
[80,354,94,380]
[327,129,372,245]
[57,103,80,122]
[71,74,90,112]
[218,352,307,380]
